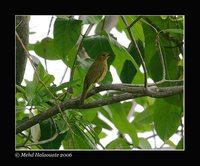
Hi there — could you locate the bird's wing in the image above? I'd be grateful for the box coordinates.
[85,62,104,85]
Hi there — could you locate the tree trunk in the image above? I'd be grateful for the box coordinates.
[16,16,29,85]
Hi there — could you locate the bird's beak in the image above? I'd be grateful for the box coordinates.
[105,53,109,59]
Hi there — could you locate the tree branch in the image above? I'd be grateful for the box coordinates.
[16,84,183,134]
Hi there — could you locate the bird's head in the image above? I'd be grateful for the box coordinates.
[96,52,109,61]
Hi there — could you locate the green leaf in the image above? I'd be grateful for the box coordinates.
[133,107,154,124]
[52,79,80,92]
[178,59,183,67]
[104,31,139,69]
[120,60,136,83]
[124,16,145,43]
[28,43,35,50]
[54,18,82,60]
[153,97,182,141]
[63,45,77,68]
[25,80,37,102]
[133,107,154,132]
[33,37,60,60]
[106,138,130,149]
[81,108,99,122]
[63,124,97,149]
[109,102,139,147]
[82,16,103,24]
[39,120,67,149]
[99,131,107,139]
[73,65,85,96]
[142,22,162,81]
[25,63,55,105]
[176,138,183,149]
[16,85,26,94]
[36,74,54,92]
[139,138,151,149]
[94,126,102,135]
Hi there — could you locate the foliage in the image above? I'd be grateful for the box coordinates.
[16,15,184,150]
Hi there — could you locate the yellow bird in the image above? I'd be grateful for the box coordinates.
[80,52,109,104]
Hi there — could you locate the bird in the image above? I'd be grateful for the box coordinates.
[80,52,109,104]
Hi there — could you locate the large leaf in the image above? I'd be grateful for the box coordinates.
[83,35,114,60]
[79,108,99,122]
[33,37,60,60]
[54,18,82,60]
[63,45,78,68]
[91,115,112,130]
[103,31,144,84]
[133,107,154,125]
[109,102,139,147]
[153,97,182,141]
[120,60,136,83]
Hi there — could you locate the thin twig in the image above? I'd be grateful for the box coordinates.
[156,32,166,80]
[15,20,23,29]
[47,16,54,36]
[101,16,106,33]
[152,130,157,148]
[16,132,59,147]
[22,130,31,146]
[59,66,68,85]
[55,100,74,134]
[121,16,148,88]
[146,134,157,139]
[158,143,165,149]
[17,132,41,149]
